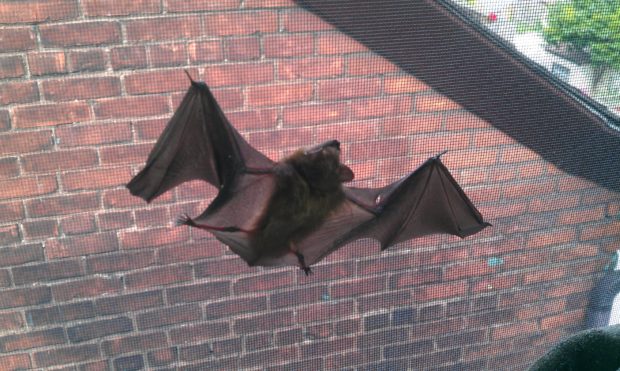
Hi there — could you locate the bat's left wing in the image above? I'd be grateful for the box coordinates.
[295,154,490,266]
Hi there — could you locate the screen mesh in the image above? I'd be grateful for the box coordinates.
[0,0,619,370]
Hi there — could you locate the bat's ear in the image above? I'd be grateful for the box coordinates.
[339,164,354,182]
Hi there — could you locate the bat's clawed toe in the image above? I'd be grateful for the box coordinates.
[301,266,313,276]
[175,214,195,227]
[293,250,313,276]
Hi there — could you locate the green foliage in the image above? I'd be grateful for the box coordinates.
[543,0,620,69]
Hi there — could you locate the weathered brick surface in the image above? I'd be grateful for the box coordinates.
[0,2,617,370]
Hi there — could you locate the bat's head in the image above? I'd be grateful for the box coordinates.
[287,140,354,192]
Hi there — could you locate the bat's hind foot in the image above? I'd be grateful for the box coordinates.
[293,251,313,276]
[175,214,196,227]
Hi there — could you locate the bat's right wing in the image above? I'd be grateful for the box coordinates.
[127,75,274,203]
[346,154,491,250]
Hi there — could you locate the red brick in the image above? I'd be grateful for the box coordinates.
[0,157,19,178]
[389,268,442,288]
[384,75,429,94]
[558,207,606,225]
[225,37,259,61]
[412,132,472,153]
[67,49,107,72]
[148,347,178,367]
[194,257,254,277]
[414,281,469,301]
[526,228,576,248]
[441,148,498,169]
[318,33,368,54]
[103,332,167,356]
[13,102,91,128]
[0,0,77,23]
[503,180,556,199]
[0,27,36,51]
[186,40,223,64]
[348,138,409,162]
[246,82,313,107]
[264,34,314,58]
[0,81,39,105]
[233,310,295,334]
[97,210,132,231]
[245,0,293,6]
[204,11,278,36]
[22,149,98,173]
[95,290,162,316]
[416,94,460,112]
[347,55,400,76]
[119,227,189,249]
[61,166,131,191]
[56,122,131,147]
[157,241,224,264]
[167,281,230,304]
[13,258,82,285]
[124,68,197,94]
[0,244,43,268]
[52,276,122,301]
[332,277,386,298]
[169,321,230,345]
[0,110,9,131]
[0,55,25,78]
[166,0,239,11]
[148,43,187,67]
[351,96,413,119]
[45,232,118,259]
[103,188,147,208]
[445,112,490,131]
[248,127,312,151]
[110,46,147,70]
[42,76,121,101]
[26,192,98,218]
[60,214,96,235]
[0,176,57,201]
[278,56,344,80]
[205,296,267,318]
[234,271,293,293]
[0,286,51,309]
[0,312,24,331]
[581,221,620,240]
[22,219,59,240]
[0,224,20,245]
[282,9,334,32]
[282,103,348,127]
[540,310,583,330]
[67,316,132,343]
[136,303,202,330]
[86,250,154,274]
[491,322,538,340]
[125,264,193,290]
[228,109,278,131]
[34,344,99,368]
[500,146,541,163]
[318,77,381,100]
[0,354,31,370]
[99,143,151,165]
[83,0,161,16]
[27,51,66,76]
[40,21,120,47]
[203,62,274,87]
[126,16,202,41]
[378,116,438,138]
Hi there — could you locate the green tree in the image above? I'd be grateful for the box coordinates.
[543,0,620,70]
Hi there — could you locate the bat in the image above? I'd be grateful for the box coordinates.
[127,73,491,275]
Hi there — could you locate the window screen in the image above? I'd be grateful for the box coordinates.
[0,0,619,370]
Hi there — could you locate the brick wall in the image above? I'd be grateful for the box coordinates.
[1,1,619,370]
